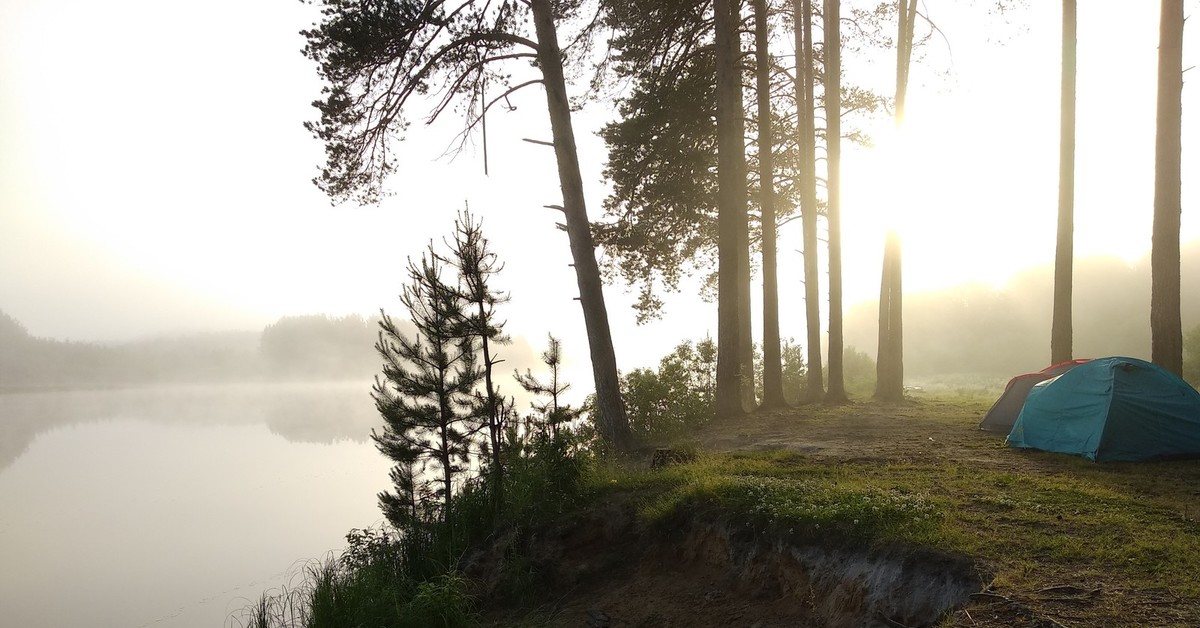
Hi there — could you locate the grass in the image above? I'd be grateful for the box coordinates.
[587,393,1200,623]
[924,459,1200,596]
[594,451,944,545]
[711,402,1199,594]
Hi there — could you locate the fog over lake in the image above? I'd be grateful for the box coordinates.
[0,382,392,628]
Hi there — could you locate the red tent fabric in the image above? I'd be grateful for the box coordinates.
[978,360,1089,432]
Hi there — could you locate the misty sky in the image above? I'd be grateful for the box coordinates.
[1,0,1196,374]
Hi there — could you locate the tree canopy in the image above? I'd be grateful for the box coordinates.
[302,0,544,204]
[594,0,887,323]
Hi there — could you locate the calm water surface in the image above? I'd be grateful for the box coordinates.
[0,383,392,628]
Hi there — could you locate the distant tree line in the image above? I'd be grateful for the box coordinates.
[845,246,1200,384]
[260,314,386,379]
[0,309,386,390]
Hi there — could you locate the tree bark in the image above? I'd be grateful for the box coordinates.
[715,0,750,416]
[875,232,903,400]
[794,0,824,402]
[876,0,915,401]
[734,1,756,412]
[1151,0,1183,376]
[1051,0,1076,365]
[895,0,917,125]
[824,0,847,402]
[755,0,785,409]
[530,0,632,449]
[888,234,902,394]
[476,305,503,503]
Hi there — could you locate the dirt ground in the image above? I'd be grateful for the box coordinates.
[700,397,1013,467]
[483,397,1200,627]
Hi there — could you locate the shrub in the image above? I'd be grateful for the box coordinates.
[620,339,716,442]
[1185,324,1200,386]
[842,346,877,396]
[404,572,476,628]
[756,338,808,404]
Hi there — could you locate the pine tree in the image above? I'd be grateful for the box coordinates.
[302,0,633,452]
[445,209,511,502]
[515,334,581,440]
[371,249,481,527]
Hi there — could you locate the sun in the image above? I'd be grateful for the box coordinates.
[840,102,1060,299]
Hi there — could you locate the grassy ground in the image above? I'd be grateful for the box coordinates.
[655,394,1200,626]
[490,394,1200,626]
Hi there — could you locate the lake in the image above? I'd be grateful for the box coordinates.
[0,382,393,628]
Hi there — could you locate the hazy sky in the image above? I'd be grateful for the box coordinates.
[1,0,1196,373]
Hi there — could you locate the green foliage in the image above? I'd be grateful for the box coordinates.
[619,338,717,442]
[405,573,477,628]
[713,475,941,543]
[503,433,593,520]
[514,334,582,440]
[601,452,943,546]
[1185,324,1200,386]
[594,0,795,323]
[447,210,512,496]
[841,346,876,396]
[594,0,889,322]
[755,338,807,404]
[301,0,550,205]
[372,247,483,525]
[780,338,808,404]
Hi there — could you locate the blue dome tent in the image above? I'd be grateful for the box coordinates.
[1007,357,1200,462]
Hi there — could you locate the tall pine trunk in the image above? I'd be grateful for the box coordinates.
[875,232,903,400]
[1151,0,1184,375]
[794,0,824,402]
[876,0,914,400]
[476,306,503,501]
[756,0,786,409]
[715,0,751,416]
[894,0,917,123]
[735,1,756,412]
[1051,0,1076,365]
[824,0,847,402]
[530,0,632,448]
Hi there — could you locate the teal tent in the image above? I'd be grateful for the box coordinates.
[1007,356,1200,462]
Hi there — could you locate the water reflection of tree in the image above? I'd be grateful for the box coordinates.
[263,385,381,445]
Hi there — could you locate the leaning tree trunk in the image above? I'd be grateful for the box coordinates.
[530,0,632,449]
[1051,0,1076,365]
[794,0,824,402]
[1151,0,1184,375]
[824,0,847,403]
[755,0,786,409]
[714,0,751,416]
